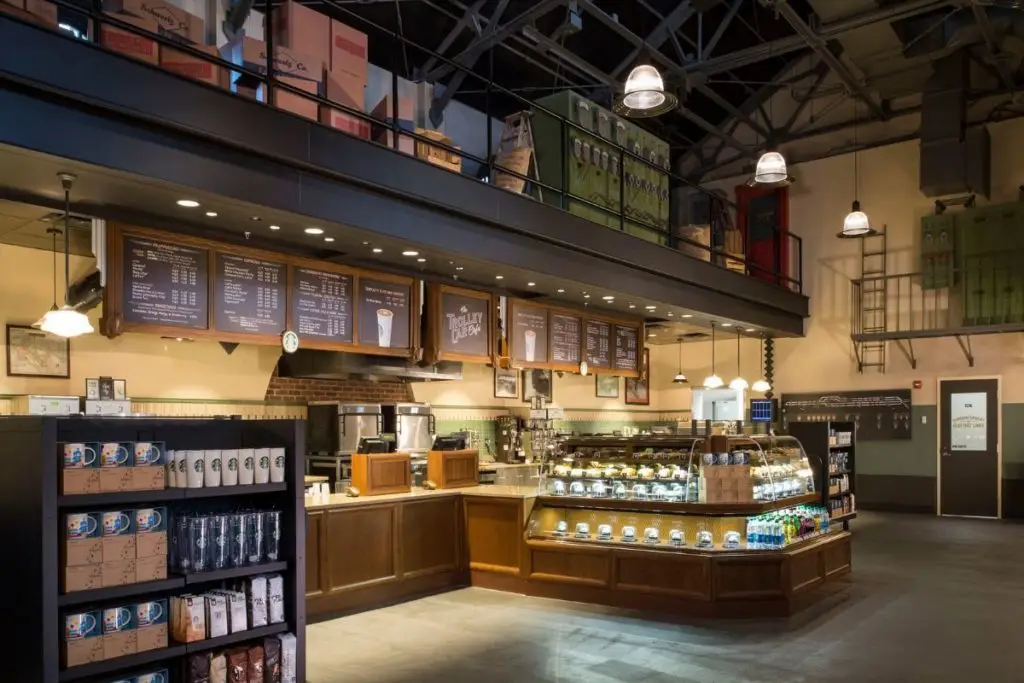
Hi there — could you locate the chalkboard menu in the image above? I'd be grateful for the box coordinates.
[440,291,489,357]
[583,320,611,368]
[512,304,548,363]
[549,313,581,365]
[613,325,639,372]
[291,267,353,343]
[781,389,912,441]
[359,279,411,349]
[122,236,208,329]
[214,253,286,334]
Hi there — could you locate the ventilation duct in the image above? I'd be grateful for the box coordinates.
[278,350,463,382]
[919,50,990,198]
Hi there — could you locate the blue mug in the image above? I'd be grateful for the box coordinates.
[134,442,160,465]
[102,511,131,536]
[103,606,132,633]
[63,443,96,468]
[136,601,164,627]
[66,612,97,640]
[99,442,129,467]
[136,508,163,533]
[66,513,98,540]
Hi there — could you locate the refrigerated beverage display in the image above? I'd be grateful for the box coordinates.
[745,505,830,550]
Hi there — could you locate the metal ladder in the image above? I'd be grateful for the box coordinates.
[857,227,887,372]
[493,111,541,200]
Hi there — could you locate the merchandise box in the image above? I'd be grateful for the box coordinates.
[63,564,103,593]
[331,18,368,83]
[222,36,324,87]
[100,4,159,65]
[161,43,228,89]
[319,70,369,139]
[99,441,135,492]
[102,509,137,561]
[105,0,203,44]
[136,599,168,653]
[135,506,168,557]
[1,0,58,27]
[64,611,103,668]
[273,0,330,73]
[64,512,103,567]
[135,555,167,582]
[102,605,138,660]
[370,94,414,155]
[62,467,101,496]
[102,558,137,587]
[275,76,320,122]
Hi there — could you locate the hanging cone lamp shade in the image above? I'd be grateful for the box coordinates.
[728,330,748,390]
[838,103,877,238]
[673,337,688,384]
[753,150,788,185]
[703,323,723,389]
[614,63,678,118]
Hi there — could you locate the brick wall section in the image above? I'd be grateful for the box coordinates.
[265,368,414,404]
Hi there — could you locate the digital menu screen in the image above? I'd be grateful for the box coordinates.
[583,320,611,368]
[613,325,640,372]
[122,236,208,329]
[440,291,489,357]
[549,313,581,365]
[512,304,548,363]
[290,267,353,343]
[358,278,411,349]
[214,253,286,335]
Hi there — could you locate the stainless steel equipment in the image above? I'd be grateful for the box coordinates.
[382,403,435,454]
[306,402,383,489]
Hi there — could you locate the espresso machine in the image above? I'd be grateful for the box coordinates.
[306,402,383,487]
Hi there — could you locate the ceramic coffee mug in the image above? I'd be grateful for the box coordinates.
[63,443,96,468]
[136,673,166,683]
[177,452,188,485]
[103,606,133,632]
[66,612,97,640]
[134,442,160,465]
[136,508,162,533]
[185,450,205,489]
[254,448,271,484]
[165,450,177,488]
[102,511,132,536]
[136,600,163,627]
[238,449,255,485]
[66,513,97,539]
[99,442,129,467]
[204,450,222,487]
[269,447,286,483]
[221,449,239,486]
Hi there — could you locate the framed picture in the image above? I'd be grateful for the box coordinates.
[522,368,554,403]
[625,350,650,405]
[85,378,100,400]
[595,374,619,399]
[99,376,115,401]
[113,379,127,401]
[494,367,519,399]
[5,324,70,378]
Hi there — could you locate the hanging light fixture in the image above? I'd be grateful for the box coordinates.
[673,336,688,384]
[703,323,724,389]
[751,334,771,393]
[753,150,788,185]
[614,63,678,118]
[838,102,877,238]
[729,330,748,391]
[35,174,93,339]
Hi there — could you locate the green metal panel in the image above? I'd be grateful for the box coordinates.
[625,220,667,246]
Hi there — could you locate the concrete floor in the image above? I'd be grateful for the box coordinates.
[307,513,1024,682]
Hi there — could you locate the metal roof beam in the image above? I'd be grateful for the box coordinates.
[702,0,742,60]
[610,2,696,79]
[970,1,1015,90]
[419,0,488,78]
[781,59,829,133]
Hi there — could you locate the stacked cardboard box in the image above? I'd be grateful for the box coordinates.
[0,0,58,28]
[371,92,415,155]
[101,0,160,65]
[325,15,369,138]
[220,35,324,122]
[62,506,168,593]
[414,128,461,173]
[63,598,167,669]
[699,465,753,504]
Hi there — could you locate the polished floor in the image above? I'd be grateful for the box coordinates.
[307,513,1024,682]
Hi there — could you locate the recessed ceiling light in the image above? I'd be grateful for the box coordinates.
[584,294,591,299]
[682,314,692,318]
[667,312,674,317]
[177,199,199,208]
[746,328,755,332]
[629,304,636,309]
[324,237,335,242]
[557,288,565,293]
[648,332,656,337]
[721,323,733,327]
[417,258,426,262]
[448,260,454,265]
[362,241,370,246]
[527,282,536,287]
[645,305,656,310]
[402,250,419,257]
[372,247,383,253]
[269,225,281,231]
[602,295,614,301]
[305,227,324,235]
[205,211,217,217]
[250,216,261,221]
[495,275,504,280]
[455,266,464,271]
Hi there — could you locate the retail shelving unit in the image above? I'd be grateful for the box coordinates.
[787,420,857,529]
[0,417,306,683]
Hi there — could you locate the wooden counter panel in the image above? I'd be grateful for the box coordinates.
[352,453,412,496]
[463,497,522,574]
[401,496,460,578]
[326,505,397,591]
[427,449,479,489]
[822,534,852,578]
[712,556,785,600]
[613,550,711,601]
[528,543,610,587]
[785,548,823,595]
[306,511,325,596]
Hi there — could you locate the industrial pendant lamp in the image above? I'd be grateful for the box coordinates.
[753,150,788,185]
[613,50,678,119]
[751,334,771,393]
[672,336,688,384]
[35,173,93,338]
[728,330,748,391]
[839,103,877,238]
[703,323,724,389]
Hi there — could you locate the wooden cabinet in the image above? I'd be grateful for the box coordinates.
[462,496,524,575]
[351,453,411,496]
[427,449,479,489]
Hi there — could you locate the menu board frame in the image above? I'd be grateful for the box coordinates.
[505,298,644,378]
[102,224,420,358]
[425,284,496,364]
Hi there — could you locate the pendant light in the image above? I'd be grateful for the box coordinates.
[753,150,788,185]
[35,174,93,338]
[751,334,771,393]
[614,50,678,119]
[838,102,877,238]
[672,336,688,384]
[728,330,748,391]
[703,323,723,389]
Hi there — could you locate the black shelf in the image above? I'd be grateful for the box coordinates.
[58,578,185,607]
[183,482,288,499]
[185,622,290,654]
[831,511,858,523]
[828,469,854,476]
[58,488,183,507]
[58,645,186,682]
[829,444,853,450]
[183,561,288,584]
[829,491,852,499]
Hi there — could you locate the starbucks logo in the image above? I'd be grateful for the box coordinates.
[212,459,221,472]
[260,456,270,469]
[178,460,187,472]
[244,457,254,471]
[274,455,285,468]
[228,459,237,472]
[193,459,204,472]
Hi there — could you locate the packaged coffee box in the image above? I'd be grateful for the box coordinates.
[132,441,167,490]
[60,442,100,495]
[219,590,248,633]
[135,506,168,558]
[64,610,103,668]
[102,604,138,659]
[205,592,228,638]
[263,637,282,683]
[278,633,297,683]
[102,509,137,561]
[186,652,212,683]
[172,594,207,643]
[227,648,248,683]
[267,574,285,624]
[211,653,227,683]
[247,644,264,683]
[136,598,168,652]
[99,441,135,492]
[247,575,268,628]
[136,670,170,683]
[101,557,137,587]
[64,511,102,566]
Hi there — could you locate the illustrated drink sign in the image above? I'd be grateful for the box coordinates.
[512,304,548,363]
[359,279,411,349]
[440,292,489,357]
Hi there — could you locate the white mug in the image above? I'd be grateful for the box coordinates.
[165,450,177,488]
[185,450,205,489]
[238,448,255,485]
[63,443,97,469]
[269,447,286,483]
[204,450,222,487]
[221,449,239,486]
[254,448,271,484]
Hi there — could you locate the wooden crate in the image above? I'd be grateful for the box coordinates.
[415,128,462,173]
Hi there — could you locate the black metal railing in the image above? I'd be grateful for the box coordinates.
[14,0,803,292]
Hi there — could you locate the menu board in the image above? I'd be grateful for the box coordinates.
[549,313,581,365]
[214,253,286,334]
[583,320,611,368]
[122,236,208,329]
[512,304,548,363]
[290,267,353,343]
[358,279,411,349]
[440,291,489,357]
[782,389,912,441]
[613,325,640,372]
